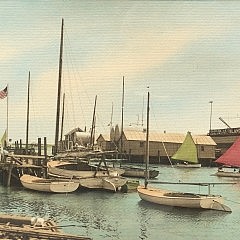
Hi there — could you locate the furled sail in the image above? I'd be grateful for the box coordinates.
[215,137,240,167]
[171,132,198,164]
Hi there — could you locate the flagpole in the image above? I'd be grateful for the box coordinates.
[6,83,8,145]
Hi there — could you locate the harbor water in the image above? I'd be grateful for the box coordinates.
[1,165,240,240]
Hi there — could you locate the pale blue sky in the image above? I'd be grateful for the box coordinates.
[0,1,240,144]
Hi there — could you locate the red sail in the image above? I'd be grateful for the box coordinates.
[215,137,240,167]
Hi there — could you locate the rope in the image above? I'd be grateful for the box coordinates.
[225,199,240,205]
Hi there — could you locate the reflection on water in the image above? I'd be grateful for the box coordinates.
[0,166,240,239]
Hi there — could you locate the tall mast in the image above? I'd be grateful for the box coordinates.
[141,95,144,126]
[26,71,30,152]
[54,18,64,154]
[110,102,113,128]
[120,76,124,158]
[90,95,97,148]
[144,91,150,188]
[60,93,65,142]
[6,84,9,145]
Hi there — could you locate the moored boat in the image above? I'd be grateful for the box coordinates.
[214,137,240,177]
[137,91,231,212]
[171,131,201,168]
[20,174,79,193]
[121,165,159,178]
[137,186,230,211]
[47,158,127,192]
[48,160,124,178]
[78,176,127,192]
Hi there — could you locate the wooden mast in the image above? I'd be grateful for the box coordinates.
[120,76,124,159]
[54,18,64,155]
[144,91,150,188]
[90,95,97,148]
[26,71,30,152]
[60,93,65,142]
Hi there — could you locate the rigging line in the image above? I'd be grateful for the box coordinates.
[64,62,78,128]
[150,101,174,167]
[64,28,89,101]
[64,27,117,134]
[29,82,38,140]
[225,199,240,205]
[63,33,79,127]
[64,28,88,127]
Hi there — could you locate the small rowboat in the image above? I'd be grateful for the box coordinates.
[20,174,79,193]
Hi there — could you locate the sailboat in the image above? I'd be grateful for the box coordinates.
[214,137,240,177]
[137,91,232,212]
[116,77,159,179]
[50,19,127,192]
[171,132,201,168]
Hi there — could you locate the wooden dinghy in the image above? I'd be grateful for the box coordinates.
[121,166,159,178]
[78,176,127,192]
[214,170,240,178]
[20,174,79,193]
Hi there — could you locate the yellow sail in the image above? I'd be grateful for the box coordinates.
[171,132,198,164]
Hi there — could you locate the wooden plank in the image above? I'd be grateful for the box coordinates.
[7,154,46,159]
[0,224,92,240]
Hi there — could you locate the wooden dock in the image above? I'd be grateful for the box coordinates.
[0,153,48,187]
[0,213,92,240]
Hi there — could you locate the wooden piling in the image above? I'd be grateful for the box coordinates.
[38,137,42,166]
[7,163,13,187]
[43,137,48,178]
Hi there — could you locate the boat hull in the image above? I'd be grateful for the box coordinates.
[48,160,123,178]
[137,186,230,211]
[122,168,159,178]
[79,176,127,192]
[175,163,201,168]
[48,172,127,192]
[214,171,240,178]
[20,175,79,193]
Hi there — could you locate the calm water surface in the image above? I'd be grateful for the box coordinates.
[1,166,240,240]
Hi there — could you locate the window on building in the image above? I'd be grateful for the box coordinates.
[140,141,144,147]
[201,146,204,151]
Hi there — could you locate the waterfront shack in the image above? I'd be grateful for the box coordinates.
[58,127,91,152]
[97,127,217,166]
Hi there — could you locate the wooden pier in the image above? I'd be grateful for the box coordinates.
[0,213,92,240]
[0,137,49,187]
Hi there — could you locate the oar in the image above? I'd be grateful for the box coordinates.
[31,224,86,230]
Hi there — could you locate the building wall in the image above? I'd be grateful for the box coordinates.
[121,138,215,160]
[97,131,216,164]
[97,136,107,150]
[211,135,237,156]
[197,145,215,159]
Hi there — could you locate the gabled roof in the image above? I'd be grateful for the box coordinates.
[65,127,84,136]
[192,135,216,145]
[123,130,216,146]
[96,134,111,142]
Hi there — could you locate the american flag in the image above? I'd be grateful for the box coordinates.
[0,86,8,99]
